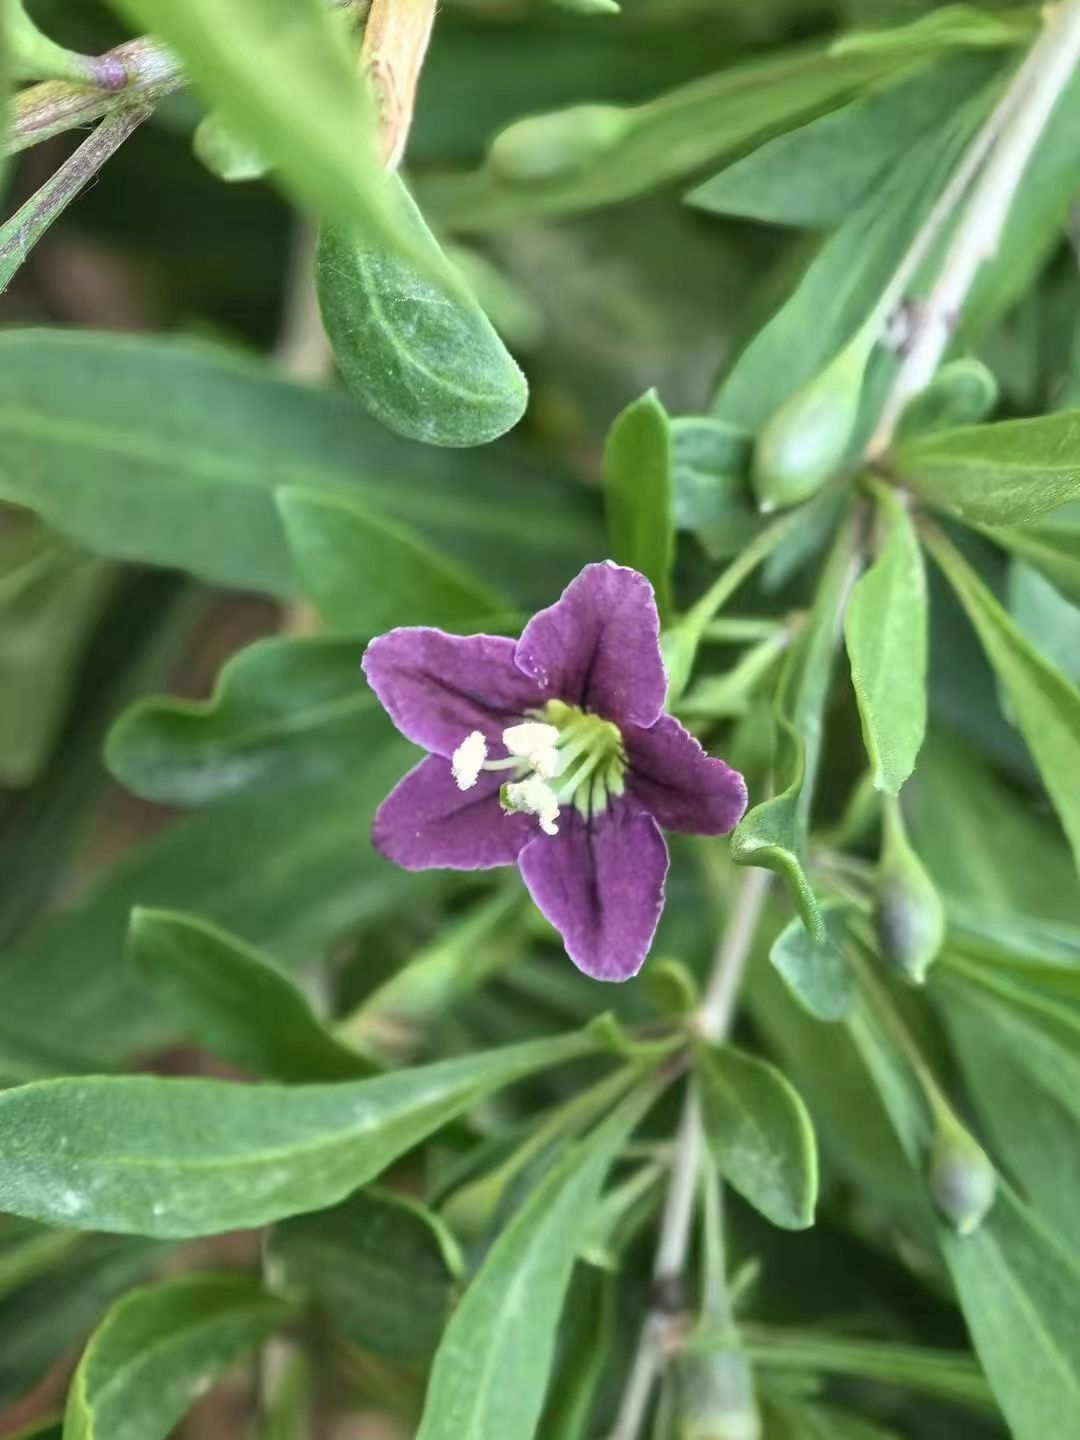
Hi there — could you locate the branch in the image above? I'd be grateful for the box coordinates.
[870,0,1080,450]
[608,866,772,1440]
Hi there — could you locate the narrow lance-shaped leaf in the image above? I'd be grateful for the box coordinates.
[0,1029,603,1237]
[129,909,379,1083]
[315,174,527,447]
[105,0,409,258]
[844,482,928,793]
[986,511,1080,609]
[63,1275,293,1440]
[926,528,1080,874]
[602,390,674,620]
[416,1080,659,1440]
[894,412,1080,524]
[696,1042,818,1230]
[277,485,508,633]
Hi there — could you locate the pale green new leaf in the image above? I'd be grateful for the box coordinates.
[0,1031,601,1236]
[129,909,378,1083]
[416,1083,657,1440]
[697,1044,817,1230]
[896,412,1080,524]
[844,485,927,793]
[927,530,1080,872]
[278,485,507,632]
[105,0,406,255]
[602,389,673,619]
[63,1275,292,1440]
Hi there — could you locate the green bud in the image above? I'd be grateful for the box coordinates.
[751,325,875,511]
[646,957,700,1017]
[549,0,621,12]
[677,1350,762,1440]
[487,104,631,183]
[193,113,270,184]
[874,797,945,985]
[928,1113,996,1237]
[895,357,998,441]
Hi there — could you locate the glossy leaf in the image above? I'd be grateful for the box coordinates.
[63,1274,292,1440]
[106,635,382,807]
[844,484,928,793]
[769,903,854,1022]
[697,1043,817,1230]
[927,530,1080,872]
[416,1082,657,1440]
[106,0,404,254]
[277,485,507,632]
[0,331,598,600]
[315,175,527,447]
[270,1188,460,1359]
[129,909,378,1082]
[602,389,674,619]
[896,412,1080,524]
[0,1030,602,1236]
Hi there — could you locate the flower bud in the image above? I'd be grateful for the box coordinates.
[874,798,945,985]
[751,326,875,511]
[677,1350,762,1440]
[487,104,631,182]
[928,1114,996,1237]
[193,113,270,183]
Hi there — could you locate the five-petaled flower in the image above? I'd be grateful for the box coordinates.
[362,563,748,981]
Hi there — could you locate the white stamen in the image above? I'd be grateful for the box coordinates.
[502,721,560,777]
[504,773,560,836]
[451,730,487,790]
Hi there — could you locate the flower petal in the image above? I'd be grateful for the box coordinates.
[363,629,545,757]
[373,755,533,870]
[625,715,747,835]
[514,563,666,728]
[518,803,668,981]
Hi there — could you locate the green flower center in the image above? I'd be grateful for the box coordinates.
[537,700,626,818]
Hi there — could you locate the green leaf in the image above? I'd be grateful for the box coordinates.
[315,175,527,447]
[63,1274,292,1440]
[1008,558,1080,683]
[926,529,1080,873]
[129,908,378,1083]
[764,1397,904,1440]
[105,0,405,257]
[0,331,598,600]
[0,526,113,787]
[697,1043,817,1230]
[894,357,998,439]
[0,740,421,1078]
[0,1030,603,1236]
[540,1271,615,1440]
[421,41,991,232]
[987,510,1080,608]
[416,1082,657,1440]
[896,413,1080,524]
[602,389,674,619]
[687,55,991,230]
[106,635,381,808]
[940,1187,1080,1440]
[670,416,757,560]
[269,1188,460,1359]
[769,903,854,1022]
[0,1236,164,1407]
[844,483,928,793]
[277,485,507,632]
[936,962,1080,1249]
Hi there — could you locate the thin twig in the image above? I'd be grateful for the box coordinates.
[870,0,1080,449]
[608,867,772,1440]
[361,0,438,169]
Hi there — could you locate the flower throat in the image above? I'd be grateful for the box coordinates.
[451,699,626,835]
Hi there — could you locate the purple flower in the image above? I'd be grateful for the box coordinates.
[363,563,747,981]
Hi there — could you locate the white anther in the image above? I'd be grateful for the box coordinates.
[451,730,487,790]
[504,773,560,836]
[502,721,561,781]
